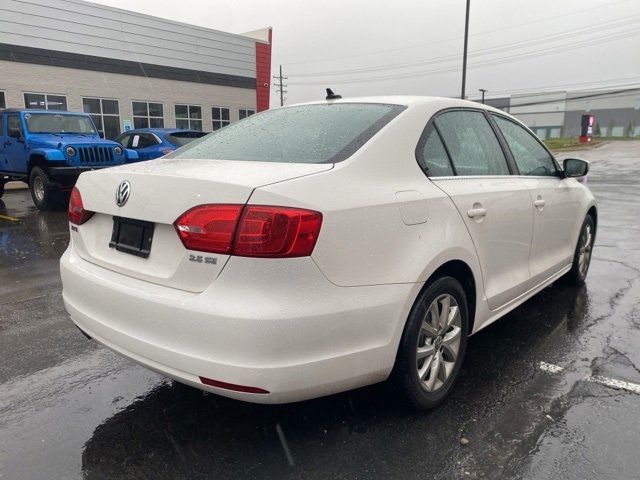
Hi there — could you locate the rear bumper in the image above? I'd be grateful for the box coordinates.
[60,245,419,403]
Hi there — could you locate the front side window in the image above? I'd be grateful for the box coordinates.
[175,105,202,131]
[212,106,230,131]
[83,98,121,139]
[24,93,67,111]
[8,116,21,137]
[115,133,132,148]
[434,110,510,176]
[417,126,454,176]
[24,113,97,135]
[493,115,557,176]
[168,103,404,163]
[133,101,164,129]
[239,108,255,120]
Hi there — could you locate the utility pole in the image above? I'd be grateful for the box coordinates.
[273,65,288,107]
[461,0,471,100]
[479,88,488,104]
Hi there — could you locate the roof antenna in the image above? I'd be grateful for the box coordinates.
[326,88,342,100]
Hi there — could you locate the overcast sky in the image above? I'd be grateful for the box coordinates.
[89,0,640,105]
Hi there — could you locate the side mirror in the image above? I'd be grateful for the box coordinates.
[98,131,105,139]
[563,158,589,178]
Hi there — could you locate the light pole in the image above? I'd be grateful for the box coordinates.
[461,0,471,99]
[479,88,488,104]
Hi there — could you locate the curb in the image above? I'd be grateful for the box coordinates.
[5,181,28,191]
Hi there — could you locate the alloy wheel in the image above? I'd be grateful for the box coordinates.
[416,294,462,392]
[33,176,45,203]
[578,222,593,277]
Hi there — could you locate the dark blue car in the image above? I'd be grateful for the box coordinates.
[115,128,208,160]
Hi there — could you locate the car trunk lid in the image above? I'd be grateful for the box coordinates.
[71,158,333,292]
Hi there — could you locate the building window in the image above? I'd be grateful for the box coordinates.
[24,92,67,110]
[212,106,230,130]
[239,108,255,120]
[83,97,121,139]
[0,91,5,109]
[175,104,202,131]
[133,101,164,129]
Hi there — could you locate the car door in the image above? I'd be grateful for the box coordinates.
[6,115,26,172]
[0,115,7,172]
[491,114,582,285]
[131,133,162,160]
[421,109,533,310]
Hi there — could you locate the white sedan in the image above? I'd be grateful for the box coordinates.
[60,96,596,409]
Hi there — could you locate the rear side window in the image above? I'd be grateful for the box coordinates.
[492,115,557,176]
[165,131,208,147]
[418,127,454,176]
[435,111,510,176]
[167,103,405,164]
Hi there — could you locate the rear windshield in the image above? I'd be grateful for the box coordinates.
[165,131,208,147]
[166,103,405,163]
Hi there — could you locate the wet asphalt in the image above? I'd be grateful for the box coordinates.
[1,141,639,480]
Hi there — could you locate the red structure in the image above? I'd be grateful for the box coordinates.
[579,114,595,143]
[255,28,273,112]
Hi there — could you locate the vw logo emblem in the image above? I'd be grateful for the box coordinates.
[115,180,131,207]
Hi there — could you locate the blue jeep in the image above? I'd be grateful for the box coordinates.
[0,109,138,210]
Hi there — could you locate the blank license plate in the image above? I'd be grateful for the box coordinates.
[109,216,154,258]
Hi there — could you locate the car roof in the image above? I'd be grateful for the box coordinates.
[0,108,88,115]
[288,95,505,114]
[117,128,202,135]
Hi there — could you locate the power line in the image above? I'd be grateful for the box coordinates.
[281,0,636,68]
[478,77,640,98]
[288,29,640,86]
[498,88,640,109]
[287,14,640,78]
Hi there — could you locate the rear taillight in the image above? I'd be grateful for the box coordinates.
[68,187,94,225]
[174,204,243,254]
[173,205,322,258]
[233,206,322,257]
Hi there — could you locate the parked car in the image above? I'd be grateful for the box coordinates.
[60,96,596,410]
[115,128,208,160]
[0,109,138,210]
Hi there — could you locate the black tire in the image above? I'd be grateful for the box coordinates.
[392,276,469,410]
[29,167,62,211]
[565,215,595,286]
[0,180,4,199]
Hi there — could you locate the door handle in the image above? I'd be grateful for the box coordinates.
[467,207,487,218]
[534,199,546,208]
[3,141,10,146]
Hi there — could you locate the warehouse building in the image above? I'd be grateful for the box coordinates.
[482,88,640,139]
[0,0,272,138]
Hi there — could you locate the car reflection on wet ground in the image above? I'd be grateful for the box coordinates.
[1,141,640,480]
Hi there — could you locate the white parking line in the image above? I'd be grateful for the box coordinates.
[538,361,640,395]
[539,361,565,374]
[589,375,640,395]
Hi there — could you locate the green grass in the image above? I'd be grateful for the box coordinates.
[544,136,638,151]
[544,137,600,151]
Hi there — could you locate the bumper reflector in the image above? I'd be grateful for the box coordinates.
[199,376,270,394]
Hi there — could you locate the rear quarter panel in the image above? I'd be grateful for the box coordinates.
[250,103,483,290]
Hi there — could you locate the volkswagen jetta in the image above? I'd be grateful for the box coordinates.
[60,96,596,409]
